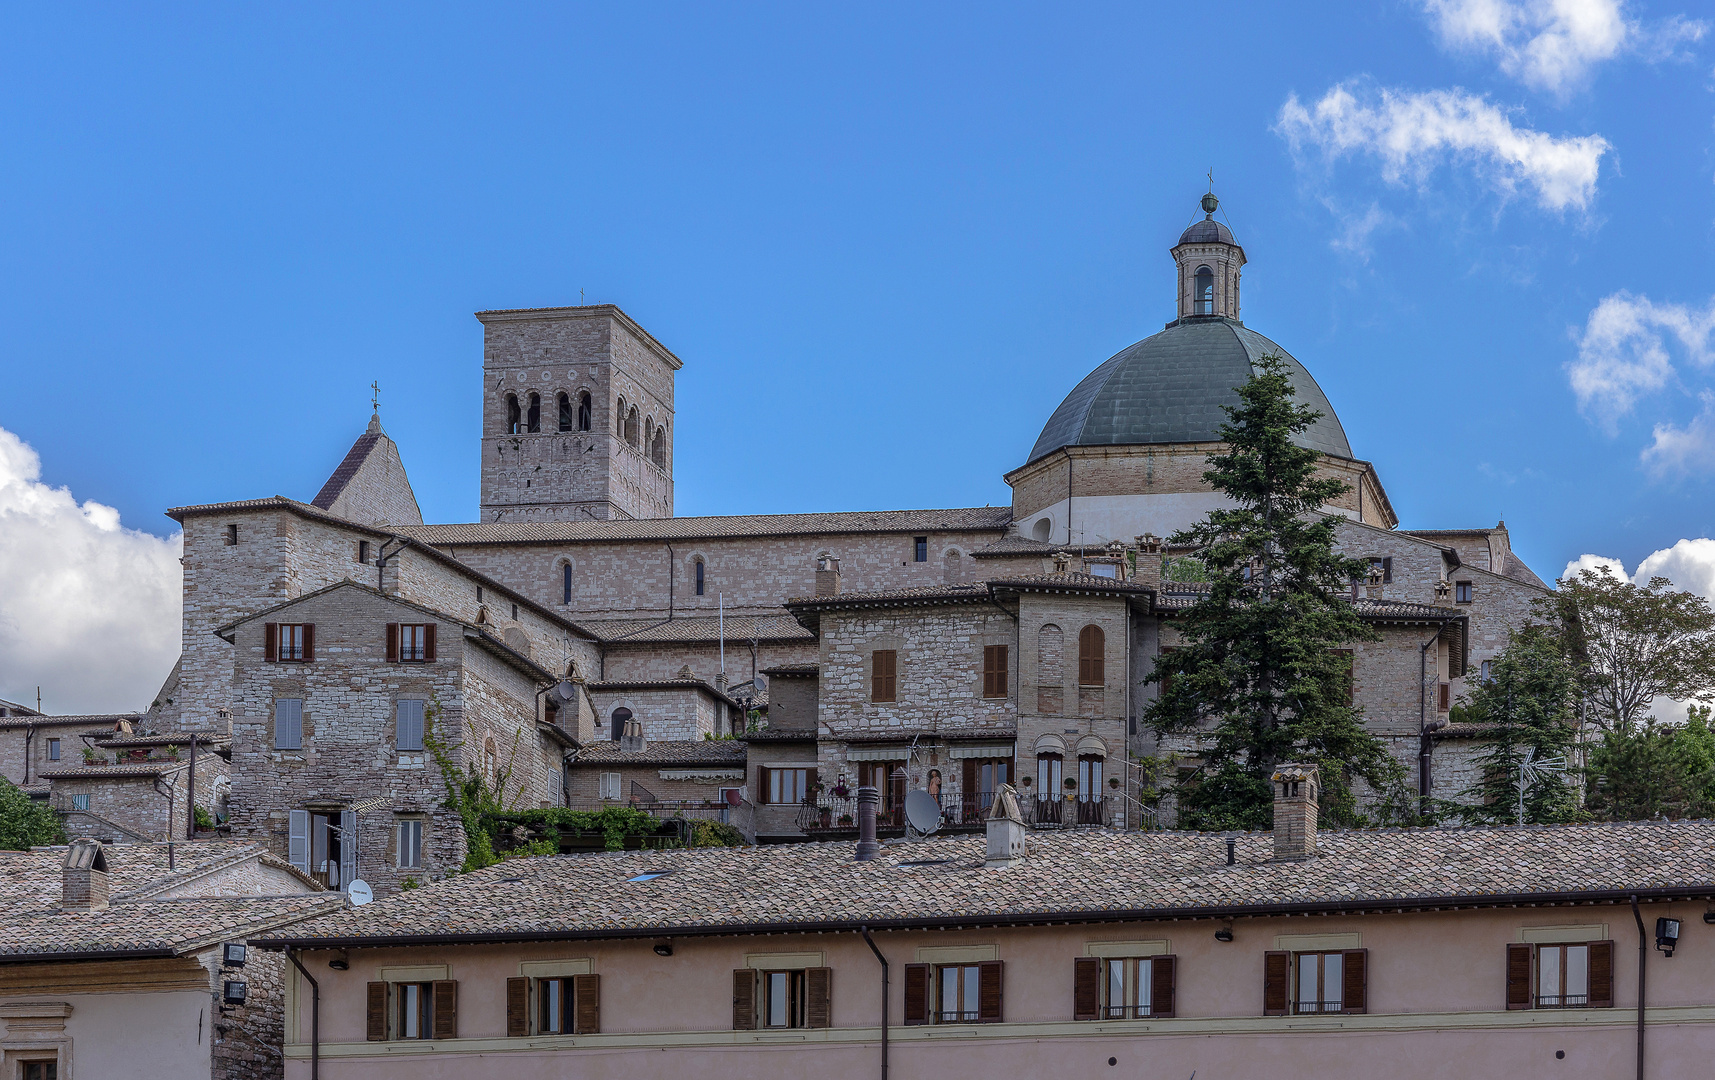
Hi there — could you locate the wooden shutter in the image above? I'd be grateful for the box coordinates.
[1382,557,1393,583]
[339,810,357,892]
[506,977,528,1036]
[386,624,400,663]
[903,963,930,1026]
[1151,955,1177,1018]
[977,960,1003,1023]
[264,623,278,663]
[424,623,436,662]
[983,645,1007,698]
[1079,626,1104,685]
[1341,949,1368,1014]
[303,623,316,662]
[1506,943,1532,1010]
[1588,940,1615,1008]
[1439,683,1451,711]
[872,650,897,702]
[573,973,600,1033]
[1073,957,1100,1021]
[288,809,310,873]
[732,969,756,1030]
[1263,951,1289,1015]
[806,967,832,1029]
[431,980,457,1040]
[366,981,387,1041]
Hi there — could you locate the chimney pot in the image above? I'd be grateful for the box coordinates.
[62,837,110,911]
[815,556,842,597]
[854,785,879,860]
[1270,763,1320,861]
[984,783,1028,867]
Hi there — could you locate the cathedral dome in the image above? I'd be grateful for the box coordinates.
[1024,316,1353,466]
[1178,218,1234,245]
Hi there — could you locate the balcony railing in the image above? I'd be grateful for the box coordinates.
[1020,792,1119,828]
[790,791,1139,833]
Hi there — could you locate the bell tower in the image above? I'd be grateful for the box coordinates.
[1171,192,1245,322]
[476,304,680,523]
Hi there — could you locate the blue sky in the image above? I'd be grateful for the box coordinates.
[2,1,1714,710]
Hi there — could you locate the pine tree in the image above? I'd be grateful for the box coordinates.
[1450,623,1580,825]
[1145,355,1405,829]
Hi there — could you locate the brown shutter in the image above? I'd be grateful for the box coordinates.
[1263,951,1289,1015]
[1073,957,1100,1021]
[431,979,457,1040]
[1439,683,1450,711]
[977,960,1003,1023]
[264,623,278,663]
[1341,949,1368,1014]
[903,963,930,1026]
[303,623,316,663]
[1382,557,1393,583]
[806,967,832,1028]
[506,977,528,1036]
[573,973,600,1033]
[732,969,756,1030]
[1588,940,1615,1008]
[386,624,400,664]
[424,623,436,662]
[872,650,897,702]
[1151,955,1177,1018]
[1506,943,1532,1010]
[366,981,387,1041]
[1079,626,1104,685]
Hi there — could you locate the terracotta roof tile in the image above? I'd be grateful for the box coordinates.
[585,614,813,644]
[389,506,1013,547]
[570,740,748,766]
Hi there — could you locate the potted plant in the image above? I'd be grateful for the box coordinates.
[1064,777,1079,801]
[831,779,850,799]
[837,813,854,827]
[81,747,102,765]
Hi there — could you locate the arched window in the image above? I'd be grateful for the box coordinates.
[1195,266,1214,315]
[942,548,963,585]
[558,392,573,432]
[610,707,632,741]
[644,417,654,454]
[1032,517,1052,543]
[616,396,626,434]
[526,393,541,433]
[505,394,521,434]
[1037,623,1064,715]
[562,562,572,605]
[651,425,666,468]
[626,406,639,446]
[1078,625,1105,686]
[484,736,499,783]
[577,391,592,432]
[694,558,705,596]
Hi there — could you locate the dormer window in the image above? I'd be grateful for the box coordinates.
[1195,266,1214,315]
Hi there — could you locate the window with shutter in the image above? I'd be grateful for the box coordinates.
[431,980,457,1040]
[1150,955,1177,1018]
[1073,957,1100,1021]
[264,623,278,663]
[1588,940,1614,1008]
[872,650,897,702]
[396,699,426,752]
[1505,943,1532,1010]
[903,964,930,1026]
[506,977,529,1036]
[983,645,1008,698]
[288,809,310,873]
[302,623,315,662]
[366,982,387,1041]
[1341,949,1367,1014]
[1439,683,1451,711]
[385,623,400,663]
[977,960,1003,1023]
[423,623,436,661]
[1078,626,1104,685]
[732,969,757,1030]
[573,973,601,1033]
[1263,951,1289,1015]
[274,699,303,750]
[806,967,832,1029]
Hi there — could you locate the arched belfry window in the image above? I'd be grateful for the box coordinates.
[1195,266,1214,315]
[577,391,592,432]
[651,425,666,468]
[626,406,640,447]
[558,392,573,432]
[526,392,541,433]
[694,558,705,596]
[505,394,521,434]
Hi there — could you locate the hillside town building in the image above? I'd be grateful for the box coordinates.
[112,194,1555,894]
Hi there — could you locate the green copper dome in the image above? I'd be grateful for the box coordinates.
[1025,316,1352,467]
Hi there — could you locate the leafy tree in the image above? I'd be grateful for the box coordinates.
[1586,705,1715,821]
[1145,355,1406,829]
[1550,568,1715,733]
[0,776,64,850]
[1449,624,1581,825]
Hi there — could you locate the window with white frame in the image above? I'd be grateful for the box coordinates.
[1294,952,1344,1014]
[397,818,424,869]
[1103,956,1153,1018]
[274,699,304,750]
[395,699,426,752]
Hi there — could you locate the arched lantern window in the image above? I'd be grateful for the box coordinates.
[1195,266,1214,315]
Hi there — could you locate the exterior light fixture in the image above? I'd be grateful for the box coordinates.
[328,949,349,971]
[1214,927,1234,943]
[1656,917,1681,957]
[223,943,247,967]
[223,980,248,1005]
[653,941,674,957]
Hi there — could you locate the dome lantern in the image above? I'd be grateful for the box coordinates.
[1172,192,1245,321]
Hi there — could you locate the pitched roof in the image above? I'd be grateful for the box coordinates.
[387,506,1014,547]
[254,820,1715,947]
[0,714,140,731]
[37,763,190,780]
[570,740,748,767]
[0,841,277,905]
[585,613,814,644]
[2,894,344,961]
[586,680,742,708]
[311,430,384,510]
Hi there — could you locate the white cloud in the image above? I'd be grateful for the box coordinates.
[1560,552,1632,581]
[0,427,181,715]
[1567,291,1715,452]
[1277,83,1610,212]
[1423,0,1707,95]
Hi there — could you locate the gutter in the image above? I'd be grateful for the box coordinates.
[287,948,321,1080]
[1631,895,1646,1080]
[860,927,889,1080]
[251,885,1715,951]
[0,947,176,965]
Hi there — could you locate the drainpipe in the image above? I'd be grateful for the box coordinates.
[664,541,675,619]
[1418,630,1440,816]
[22,723,32,786]
[1064,449,1074,548]
[187,734,197,837]
[860,927,889,1080]
[1631,895,1646,1080]
[287,949,321,1080]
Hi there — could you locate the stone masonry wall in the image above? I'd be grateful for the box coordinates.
[601,641,817,684]
[585,686,720,742]
[1014,591,1131,800]
[206,941,287,1080]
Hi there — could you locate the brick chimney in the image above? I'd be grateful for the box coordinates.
[1271,763,1320,861]
[62,837,110,911]
[815,556,841,597]
[984,783,1028,867]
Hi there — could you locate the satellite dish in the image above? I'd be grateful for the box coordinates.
[904,790,941,835]
[551,680,577,704]
[347,879,374,906]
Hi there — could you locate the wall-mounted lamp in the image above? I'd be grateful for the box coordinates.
[1214,926,1234,943]
[653,940,674,957]
[328,950,350,971]
[1656,917,1681,957]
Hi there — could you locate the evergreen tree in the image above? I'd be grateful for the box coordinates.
[1586,705,1715,821]
[1450,623,1581,825]
[0,776,64,850]
[1145,355,1405,829]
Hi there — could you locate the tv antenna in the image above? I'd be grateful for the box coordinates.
[1516,747,1567,826]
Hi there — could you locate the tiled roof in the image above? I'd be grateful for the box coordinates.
[586,680,742,708]
[988,573,1153,596]
[570,740,748,766]
[93,732,228,749]
[740,728,817,742]
[38,763,190,779]
[1153,588,1465,622]
[0,841,312,907]
[0,714,140,731]
[786,583,994,609]
[585,613,814,644]
[310,430,383,510]
[760,664,818,677]
[256,820,1715,946]
[832,728,1017,744]
[2,894,344,960]
[389,506,1014,547]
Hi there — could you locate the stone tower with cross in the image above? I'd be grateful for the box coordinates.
[475,304,680,523]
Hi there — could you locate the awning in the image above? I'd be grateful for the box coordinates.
[948,743,1016,760]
